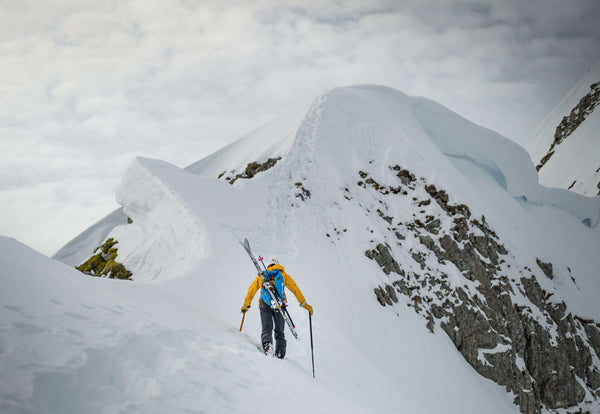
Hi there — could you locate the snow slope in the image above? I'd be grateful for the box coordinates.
[0,236,393,414]
[523,60,600,196]
[5,84,600,413]
[0,233,515,414]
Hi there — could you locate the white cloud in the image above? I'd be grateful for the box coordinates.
[1,0,599,255]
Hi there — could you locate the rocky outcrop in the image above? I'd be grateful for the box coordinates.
[536,258,554,280]
[365,243,402,276]
[294,182,311,201]
[537,82,600,171]
[356,166,600,413]
[219,157,281,184]
[76,238,132,280]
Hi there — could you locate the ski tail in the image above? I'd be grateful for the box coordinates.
[240,238,261,273]
[262,279,298,339]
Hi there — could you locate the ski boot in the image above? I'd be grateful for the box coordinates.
[262,342,274,357]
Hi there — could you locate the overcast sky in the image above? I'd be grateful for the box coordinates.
[1,0,599,256]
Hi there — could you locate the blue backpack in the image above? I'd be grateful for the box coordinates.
[260,269,285,306]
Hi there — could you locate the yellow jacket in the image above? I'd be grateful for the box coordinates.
[243,264,306,308]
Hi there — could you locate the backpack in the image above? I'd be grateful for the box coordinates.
[260,269,285,306]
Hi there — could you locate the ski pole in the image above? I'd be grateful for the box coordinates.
[309,312,315,378]
[239,312,246,332]
[258,256,267,272]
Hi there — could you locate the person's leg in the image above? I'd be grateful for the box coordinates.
[260,302,274,352]
[273,309,286,359]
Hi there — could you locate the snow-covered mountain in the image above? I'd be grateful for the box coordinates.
[3,85,600,413]
[523,60,600,196]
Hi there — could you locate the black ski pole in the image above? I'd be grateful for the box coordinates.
[309,312,315,378]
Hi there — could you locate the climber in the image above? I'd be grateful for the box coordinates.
[241,257,313,359]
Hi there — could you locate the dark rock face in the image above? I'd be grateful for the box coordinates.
[365,243,402,276]
[356,166,600,413]
[294,182,311,201]
[220,157,282,184]
[536,81,600,171]
[536,258,554,280]
[554,82,600,145]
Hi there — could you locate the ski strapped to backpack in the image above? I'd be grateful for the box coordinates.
[239,238,298,339]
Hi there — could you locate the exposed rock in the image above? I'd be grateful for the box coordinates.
[537,82,600,171]
[360,165,600,413]
[244,158,279,178]
[295,182,311,201]
[424,218,441,234]
[365,243,402,276]
[554,82,600,145]
[377,209,394,224]
[390,165,416,185]
[536,258,554,280]
[76,238,132,280]
[226,157,282,184]
[374,285,399,306]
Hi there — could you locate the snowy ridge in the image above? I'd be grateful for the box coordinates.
[51,104,310,265]
[524,59,600,196]
[52,208,129,267]
[186,103,309,178]
[108,157,209,282]
[410,95,600,229]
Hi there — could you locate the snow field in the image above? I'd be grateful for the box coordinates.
[6,83,600,413]
[0,237,380,413]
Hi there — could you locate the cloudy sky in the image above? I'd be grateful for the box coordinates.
[1,0,599,256]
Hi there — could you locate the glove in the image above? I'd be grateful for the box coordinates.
[241,305,250,313]
[300,302,313,315]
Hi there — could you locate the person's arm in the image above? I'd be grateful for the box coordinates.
[241,275,262,312]
[283,271,313,314]
[282,271,306,304]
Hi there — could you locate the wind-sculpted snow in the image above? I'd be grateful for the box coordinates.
[52,208,129,267]
[52,105,309,266]
[108,157,210,282]
[410,96,536,195]
[411,96,600,229]
[186,103,308,179]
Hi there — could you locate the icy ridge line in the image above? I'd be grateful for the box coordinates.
[110,157,208,282]
[409,96,600,229]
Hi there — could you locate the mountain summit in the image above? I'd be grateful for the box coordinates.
[524,60,600,196]
[5,85,600,413]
